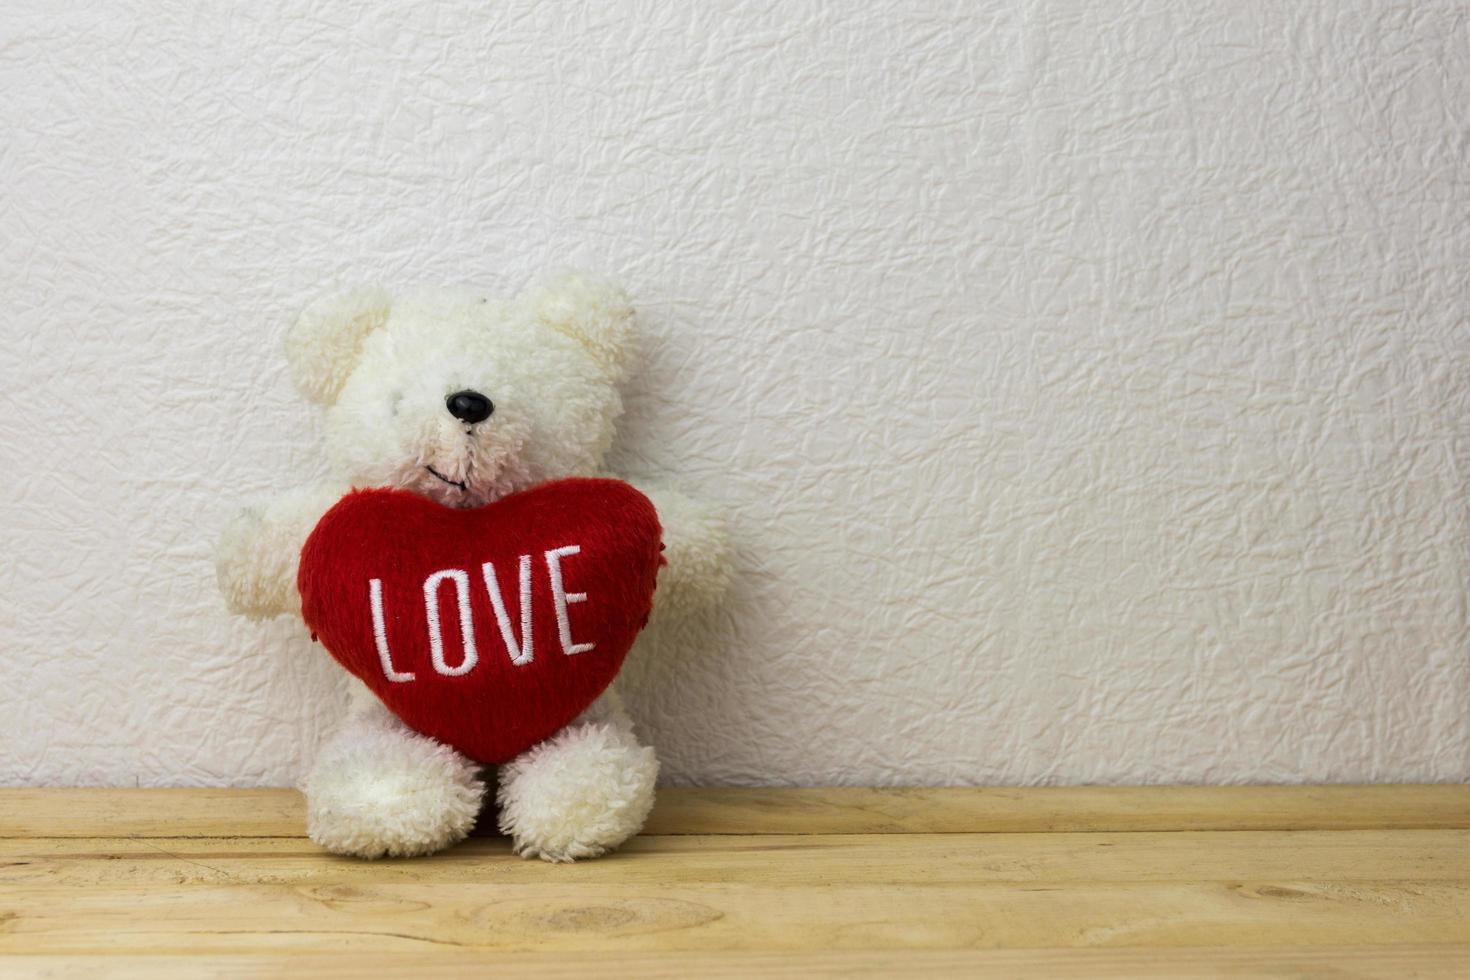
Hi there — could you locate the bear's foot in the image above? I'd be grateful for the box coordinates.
[496,715,658,863]
[304,715,484,859]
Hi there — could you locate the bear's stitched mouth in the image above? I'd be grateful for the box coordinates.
[424,465,468,491]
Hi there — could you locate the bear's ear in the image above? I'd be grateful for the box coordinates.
[517,272,635,382]
[285,286,393,405]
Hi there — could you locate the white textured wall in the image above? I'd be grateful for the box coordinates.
[2,1,1467,787]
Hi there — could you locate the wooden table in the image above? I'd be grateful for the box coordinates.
[2,786,1468,977]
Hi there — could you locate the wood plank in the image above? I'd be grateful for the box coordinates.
[4,830,1469,887]
[4,785,1469,838]
[0,789,303,839]
[3,789,1470,967]
[645,785,1470,834]
[1,879,1468,954]
[5,946,1470,979]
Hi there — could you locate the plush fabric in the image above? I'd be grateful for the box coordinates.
[304,701,485,859]
[215,272,728,862]
[497,709,659,862]
[298,477,662,764]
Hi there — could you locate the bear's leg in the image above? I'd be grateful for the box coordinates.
[495,687,658,862]
[303,683,484,859]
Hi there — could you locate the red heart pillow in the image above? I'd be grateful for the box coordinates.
[298,478,662,764]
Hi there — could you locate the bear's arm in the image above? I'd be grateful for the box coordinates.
[215,483,349,620]
[613,477,730,617]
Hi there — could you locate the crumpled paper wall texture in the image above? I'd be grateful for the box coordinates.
[2,1,1466,786]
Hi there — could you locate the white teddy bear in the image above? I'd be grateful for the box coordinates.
[216,273,728,861]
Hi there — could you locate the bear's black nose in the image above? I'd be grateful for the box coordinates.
[446,390,494,424]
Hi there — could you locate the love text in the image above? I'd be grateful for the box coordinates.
[367,544,591,682]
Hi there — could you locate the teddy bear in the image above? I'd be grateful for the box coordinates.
[215,273,728,861]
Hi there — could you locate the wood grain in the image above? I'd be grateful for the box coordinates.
[4,880,1470,953]
[3,831,1469,887]
[2,787,1467,976]
[645,784,1470,834]
[4,784,1469,837]
[6,947,1470,980]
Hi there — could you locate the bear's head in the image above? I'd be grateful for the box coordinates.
[286,274,633,508]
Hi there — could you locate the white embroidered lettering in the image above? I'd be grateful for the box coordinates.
[423,568,479,677]
[545,544,594,656]
[369,578,416,682]
[481,554,534,666]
